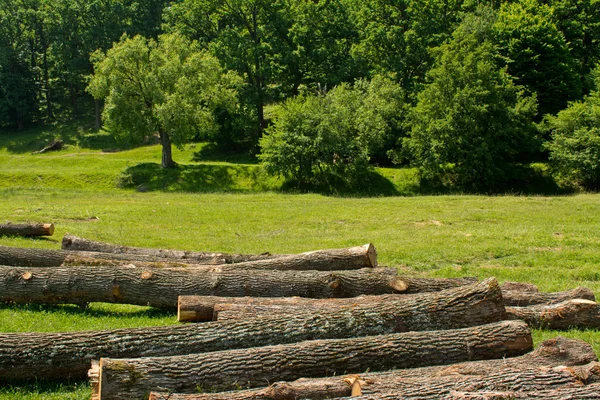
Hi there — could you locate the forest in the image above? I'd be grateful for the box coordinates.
[1,0,599,192]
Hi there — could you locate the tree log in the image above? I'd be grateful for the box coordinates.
[0,266,408,308]
[500,281,539,292]
[62,235,377,269]
[502,287,595,306]
[96,321,532,399]
[0,278,505,380]
[145,336,599,400]
[443,384,600,400]
[506,299,600,329]
[0,223,54,237]
[391,276,478,293]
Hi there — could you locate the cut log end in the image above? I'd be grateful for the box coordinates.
[89,361,100,400]
[364,243,377,267]
[390,277,408,292]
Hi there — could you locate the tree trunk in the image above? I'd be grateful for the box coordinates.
[442,385,600,400]
[500,281,539,292]
[506,299,600,329]
[179,294,405,323]
[501,287,595,306]
[159,129,176,168]
[0,223,54,237]
[95,99,101,130]
[62,234,285,264]
[0,266,410,308]
[62,235,376,269]
[0,278,505,380]
[382,276,478,293]
[146,336,599,400]
[95,321,532,399]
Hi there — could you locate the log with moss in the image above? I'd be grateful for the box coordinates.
[506,299,600,329]
[0,278,505,380]
[0,223,54,237]
[145,336,598,400]
[95,320,532,399]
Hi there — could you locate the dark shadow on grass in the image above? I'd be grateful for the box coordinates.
[279,170,401,197]
[118,162,278,193]
[0,119,123,154]
[0,378,88,391]
[192,142,259,164]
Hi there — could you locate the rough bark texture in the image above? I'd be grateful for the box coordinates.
[62,234,284,264]
[0,278,505,380]
[0,223,54,237]
[502,287,595,306]
[178,294,406,323]
[0,266,406,308]
[146,337,599,400]
[97,321,532,399]
[506,299,600,329]
[392,276,478,293]
[444,385,600,400]
[500,281,539,292]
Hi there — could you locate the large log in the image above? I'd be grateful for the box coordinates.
[0,266,406,308]
[502,287,595,306]
[63,235,377,270]
[0,223,54,237]
[506,299,600,330]
[443,385,600,400]
[96,320,532,399]
[0,278,505,380]
[145,336,599,400]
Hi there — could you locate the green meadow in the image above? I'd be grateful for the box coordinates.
[1,122,599,399]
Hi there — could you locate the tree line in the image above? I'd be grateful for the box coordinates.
[1,0,599,191]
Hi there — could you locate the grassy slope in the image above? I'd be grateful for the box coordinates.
[0,123,599,398]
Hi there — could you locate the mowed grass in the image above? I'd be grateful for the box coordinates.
[0,122,599,398]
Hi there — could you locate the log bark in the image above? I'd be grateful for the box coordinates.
[0,266,407,308]
[443,384,600,400]
[0,278,505,380]
[62,235,377,270]
[502,287,595,306]
[506,299,600,330]
[0,223,54,237]
[391,276,478,293]
[146,336,598,400]
[62,234,284,264]
[500,281,539,292]
[96,321,532,399]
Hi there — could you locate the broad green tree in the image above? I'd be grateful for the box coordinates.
[404,9,539,192]
[493,0,581,117]
[545,66,600,189]
[88,33,240,168]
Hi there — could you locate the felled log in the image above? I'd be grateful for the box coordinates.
[0,266,408,308]
[500,281,539,292]
[443,384,600,400]
[392,276,478,293]
[0,223,55,237]
[146,336,599,400]
[33,140,63,154]
[502,287,595,306]
[0,278,505,380]
[506,299,600,330]
[63,235,377,270]
[95,320,532,399]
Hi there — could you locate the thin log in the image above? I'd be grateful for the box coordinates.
[62,235,377,269]
[0,266,405,308]
[506,299,600,330]
[0,278,505,380]
[391,276,478,293]
[502,287,595,306]
[96,321,533,399]
[33,140,63,154]
[0,223,54,237]
[145,336,599,400]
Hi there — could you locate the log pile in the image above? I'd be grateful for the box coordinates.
[0,236,597,400]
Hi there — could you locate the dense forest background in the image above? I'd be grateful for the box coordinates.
[1,0,599,192]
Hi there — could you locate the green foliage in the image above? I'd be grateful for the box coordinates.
[259,76,403,191]
[88,33,240,168]
[493,0,581,117]
[404,9,539,192]
[545,69,600,190]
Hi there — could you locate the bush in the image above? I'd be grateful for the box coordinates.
[259,77,403,190]
[545,73,600,190]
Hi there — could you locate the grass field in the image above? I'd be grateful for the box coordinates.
[1,121,599,399]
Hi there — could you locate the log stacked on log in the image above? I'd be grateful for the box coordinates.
[0,278,506,380]
[0,223,54,237]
